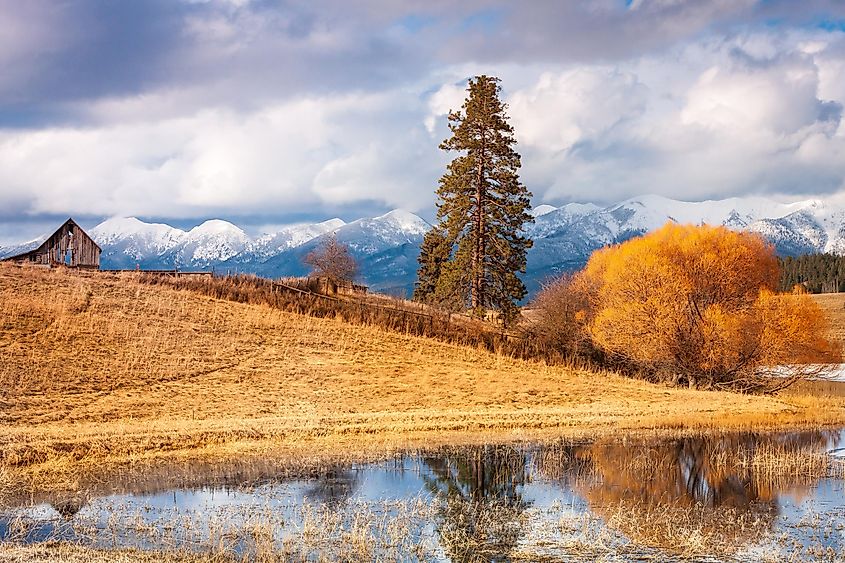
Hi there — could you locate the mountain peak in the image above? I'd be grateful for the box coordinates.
[91,216,187,243]
[92,216,166,235]
[531,204,557,217]
[372,209,430,234]
[188,219,246,237]
[178,220,250,264]
[94,216,143,228]
[246,218,348,259]
[616,193,677,209]
[319,218,346,230]
[89,217,187,262]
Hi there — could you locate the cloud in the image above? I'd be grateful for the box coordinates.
[2,1,845,231]
[500,29,845,204]
[4,27,845,221]
[424,82,468,134]
[509,69,648,153]
[0,90,445,220]
[5,0,842,126]
[680,59,834,135]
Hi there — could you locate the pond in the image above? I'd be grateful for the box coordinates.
[2,429,844,561]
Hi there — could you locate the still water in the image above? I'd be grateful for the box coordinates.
[2,429,844,561]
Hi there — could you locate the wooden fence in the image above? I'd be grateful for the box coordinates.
[135,273,558,361]
[103,269,213,278]
[271,279,451,337]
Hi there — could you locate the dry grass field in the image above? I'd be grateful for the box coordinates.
[811,292,845,345]
[0,544,209,562]
[2,263,845,496]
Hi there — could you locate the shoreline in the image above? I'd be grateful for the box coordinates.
[4,414,845,504]
[2,422,844,563]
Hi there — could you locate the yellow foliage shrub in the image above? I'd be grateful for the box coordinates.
[544,223,840,392]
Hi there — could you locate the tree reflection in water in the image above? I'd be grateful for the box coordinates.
[535,430,842,554]
[7,430,841,559]
[299,468,360,508]
[422,445,529,561]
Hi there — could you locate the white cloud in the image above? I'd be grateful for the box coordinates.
[680,62,826,134]
[3,20,845,224]
[509,69,648,153]
[0,91,440,218]
[817,41,845,105]
[424,82,468,134]
[313,144,429,207]
[500,30,845,204]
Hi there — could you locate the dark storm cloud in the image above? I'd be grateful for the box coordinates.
[436,0,845,64]
[0,1,187,117]
[0,0,447,125]
[2,0,844,127]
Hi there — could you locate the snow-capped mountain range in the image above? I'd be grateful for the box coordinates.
[4,194,845,296]
[90,217,250,268]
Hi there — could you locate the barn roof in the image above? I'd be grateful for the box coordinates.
[2,218,101,261]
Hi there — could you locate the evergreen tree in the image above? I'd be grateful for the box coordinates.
[414,227,452,301]
[778,253,845,293]
[416,76,533,324]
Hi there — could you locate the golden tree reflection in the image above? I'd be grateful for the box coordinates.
[536,430,841,555]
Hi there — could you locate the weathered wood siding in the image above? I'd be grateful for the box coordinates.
[3,219,100,268]
[314,277,368,296]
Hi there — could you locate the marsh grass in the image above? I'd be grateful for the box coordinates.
[785,378,845,398]
[2,430,845,560]
[0,543,210,562]
[4,491,844,562]
[2,497,443,562]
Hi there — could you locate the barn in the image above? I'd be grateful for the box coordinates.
[2,218,101,269]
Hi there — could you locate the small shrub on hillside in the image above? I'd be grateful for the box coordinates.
[530,274,594,358]
[304,235,357,282]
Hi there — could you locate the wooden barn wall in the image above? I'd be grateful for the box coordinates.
[70,224,100,267]
[12,221,100,268]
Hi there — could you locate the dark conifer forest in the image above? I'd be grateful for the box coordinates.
[779,254,845,293]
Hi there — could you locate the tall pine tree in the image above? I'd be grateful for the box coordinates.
[416,76,533,323]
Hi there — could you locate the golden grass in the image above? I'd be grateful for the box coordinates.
[2,263,845,496]
[0,544,207,562]
[812,292,845,347]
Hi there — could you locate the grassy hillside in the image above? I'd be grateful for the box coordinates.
[2,264,844,494]
[811,292,845,347]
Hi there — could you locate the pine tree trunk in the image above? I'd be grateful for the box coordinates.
[473,96,489,313]
[472,137,486,311]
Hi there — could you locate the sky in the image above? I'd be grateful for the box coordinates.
[2,0,845,242]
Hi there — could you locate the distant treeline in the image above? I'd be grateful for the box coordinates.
[779,254,845,293]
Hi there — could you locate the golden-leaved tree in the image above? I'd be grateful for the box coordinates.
[554,223,839,392]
